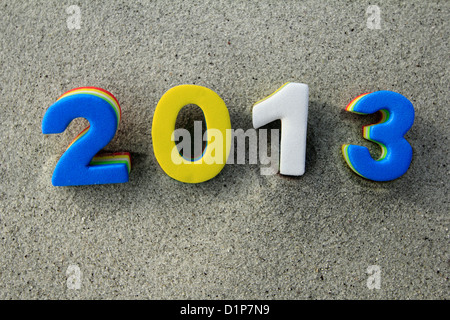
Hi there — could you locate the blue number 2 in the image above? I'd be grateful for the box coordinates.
[342,90,415,181]
[42,87,131,186]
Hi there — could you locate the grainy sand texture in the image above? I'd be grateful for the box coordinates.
[0,0,448,299]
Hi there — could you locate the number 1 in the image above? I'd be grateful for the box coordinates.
[252,82,309,176]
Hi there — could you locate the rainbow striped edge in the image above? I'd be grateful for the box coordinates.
[90,153,132,174]
[345,92,371,114]
[57,87,121,127]
[341,144,367,178]
[66,126,90,150]
[362,109,390,161]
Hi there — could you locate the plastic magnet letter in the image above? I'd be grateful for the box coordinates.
[152,85,231,183]
[342,90,414,181]
[253,82,309,176]
[42,87,131,186]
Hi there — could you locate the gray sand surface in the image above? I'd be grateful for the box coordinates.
[0,0,448,299]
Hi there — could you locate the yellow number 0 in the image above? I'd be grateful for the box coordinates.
[152,85,231,183]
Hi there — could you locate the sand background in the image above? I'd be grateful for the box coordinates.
[0,0,448,299]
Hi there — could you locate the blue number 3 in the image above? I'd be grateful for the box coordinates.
[42,87,131,186]
[342,90,415,181]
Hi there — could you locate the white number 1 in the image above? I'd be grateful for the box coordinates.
[253,82,309,176]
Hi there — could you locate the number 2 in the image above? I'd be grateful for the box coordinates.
[42,87,131,186]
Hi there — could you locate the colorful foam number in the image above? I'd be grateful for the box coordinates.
[252,82,309,176]
[42,87,131,186]
[152,85,231,183]
[342,90,415,181]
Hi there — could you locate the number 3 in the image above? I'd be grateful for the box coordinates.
[342,90,415,181]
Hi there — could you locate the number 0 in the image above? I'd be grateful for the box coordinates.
[151,85,231,183]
